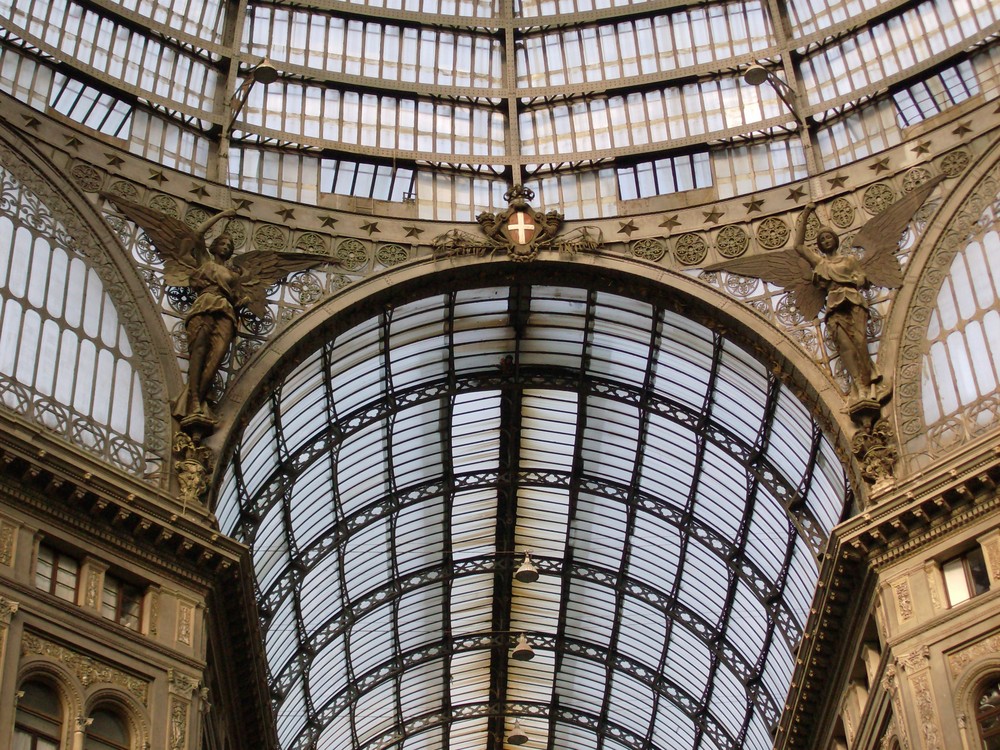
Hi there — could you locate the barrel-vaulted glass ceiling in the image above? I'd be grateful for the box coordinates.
[216,275,849,750]
[0,0,998,219]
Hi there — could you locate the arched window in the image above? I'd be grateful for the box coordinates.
[978,677,1000,750]
[83,708,130,750]
[13,680,63,750]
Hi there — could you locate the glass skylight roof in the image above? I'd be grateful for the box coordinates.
[1,0,997,217]
[217,274,849,750]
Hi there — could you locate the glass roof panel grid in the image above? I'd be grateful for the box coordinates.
[726,581,769,660]
[651,699,698,750]
[300,552,344,634]
[627,509,682,594]
[394,586,445,653]
[449,649,492,705]
[690,444,749,539]
[398,658,446,719]
[354,680,399,740]
[570,493,631,572]
[452,392,501,474]
[506,647,557,704]
[264,598,299,676]
[252,502,290,593]
[449,716,491,750]
[637,415,698,502]
[676,539,732,621]
[335,421,392,517]
[395,500,447,578]
[449,571,494,635]
[451,487,498,561]
[706,665,750,741]
[653,317,715,410]
[308,639,349,715]
[343,517,393,602]
[348,606,397,677]
[520,389,579,471]
[275,678,307,748]
[555,653,608,715]
[760,632,794,704]
[390,400,448,488]
[563,578,617,647]
[606,669,656,733]
[389,336,449,390]
[287,458,336,550]
[664,625,712,698]
[515,485,571,559]
[276,350,327,455]
[517,4,775,87]
[510,570,564,632]
[783,542,820,623]
[580,398,642,484]
[614,595,667,669]
[238,407,281,501]
[741,498,793,582]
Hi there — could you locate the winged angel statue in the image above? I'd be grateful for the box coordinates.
[102,194,329,423]
[706,175,944,404]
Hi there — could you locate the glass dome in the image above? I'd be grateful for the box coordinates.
[0,0,996,219]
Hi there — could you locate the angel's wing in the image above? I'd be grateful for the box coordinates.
[852,174,945,289]
[232,251,331,319]
[101,192,205,285]
[704,247,826,320]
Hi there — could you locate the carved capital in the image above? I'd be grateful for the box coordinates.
[0,595,19,626]
[168,668,200,699]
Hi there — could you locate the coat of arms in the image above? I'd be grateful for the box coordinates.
[476,185,563,262]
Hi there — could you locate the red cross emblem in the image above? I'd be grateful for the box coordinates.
[505,211,535,246]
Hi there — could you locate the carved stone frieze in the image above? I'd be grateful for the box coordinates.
[911,671,942,750]
[891,578,914,622]
[176,601,194,646]
[21,632,149,704]
[948,633,1000,678]
[169,697,189,750]
[0,517,15,566]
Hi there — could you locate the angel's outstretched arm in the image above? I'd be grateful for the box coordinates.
[193,208,237,238]
[793,203,820,267]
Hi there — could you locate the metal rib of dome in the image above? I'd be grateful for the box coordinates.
[216,271,849,750]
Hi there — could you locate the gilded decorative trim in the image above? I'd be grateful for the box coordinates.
[20,632,149,704]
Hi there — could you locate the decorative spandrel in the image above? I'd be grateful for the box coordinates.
[102,194,330,427]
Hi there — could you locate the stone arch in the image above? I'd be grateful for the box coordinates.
[16,658,86,748]
[0,118,176,483]
[83,685,151,750]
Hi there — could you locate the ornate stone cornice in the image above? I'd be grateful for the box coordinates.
[21,631,150,704]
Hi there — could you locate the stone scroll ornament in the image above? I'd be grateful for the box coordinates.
[102,193,329,503]
[706,176,944,409]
